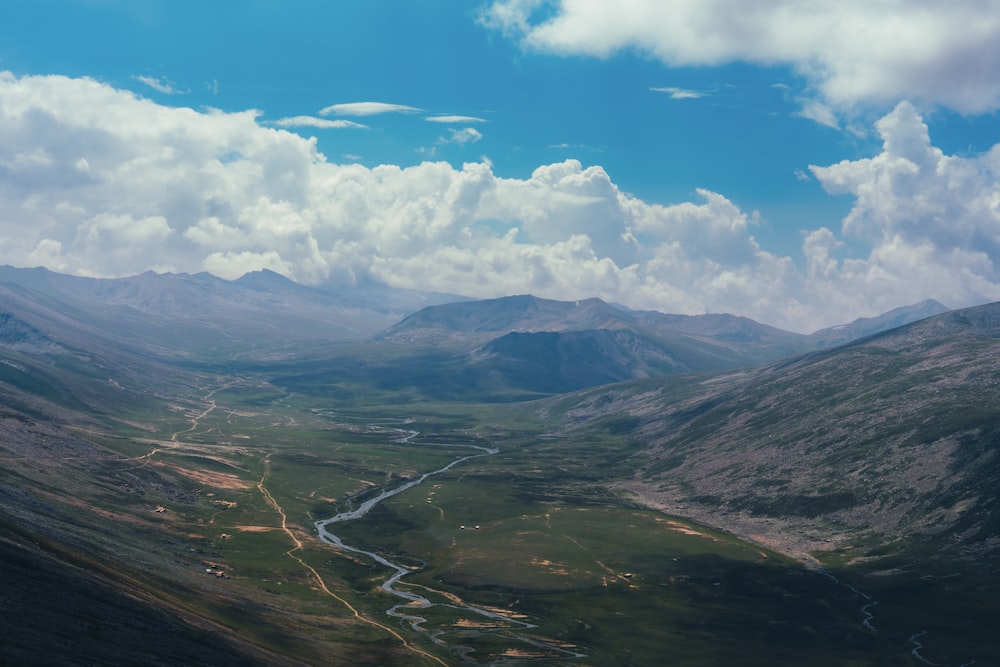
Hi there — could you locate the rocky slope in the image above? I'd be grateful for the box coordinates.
[554,301,1000,565]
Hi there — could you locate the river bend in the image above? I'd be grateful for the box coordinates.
[313,425,586,663]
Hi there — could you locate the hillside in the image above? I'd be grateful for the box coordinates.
[555,301,1000,565]
[0,399,285,667]
[472,327,753,392]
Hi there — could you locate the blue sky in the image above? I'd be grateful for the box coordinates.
[2,1,1000,330]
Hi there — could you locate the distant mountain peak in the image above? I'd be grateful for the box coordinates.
[234,268,296,290]
[372,293,630,343]
[809,298,951,346]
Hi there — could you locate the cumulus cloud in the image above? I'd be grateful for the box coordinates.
[272,116,369,130]
[320,101,424,116]
[806,100,1000,312]
[480,0,1000,114]
[442,127,484,145]
[2,72,999,331]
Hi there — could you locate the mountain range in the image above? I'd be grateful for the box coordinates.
[0,266,952,404]
[0,265,459,359]
[372,292,950,395]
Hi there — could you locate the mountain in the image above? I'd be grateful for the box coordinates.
[2,267,956,403]
[367,294,952,397]
[372,294,633,344]
[0,308,64,353]
[471,327,758,393]
[364,295,792,397]
[0,265,462,359]
[0,407,284,666]
[808,298,950,347]
[553,301,1000,567]
[633,310,816,362]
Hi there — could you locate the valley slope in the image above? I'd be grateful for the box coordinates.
[555,303,1000,562]
[2,265,990,666]
[548,302,1000,665]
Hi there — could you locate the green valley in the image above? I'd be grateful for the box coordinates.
[1,267,995,666]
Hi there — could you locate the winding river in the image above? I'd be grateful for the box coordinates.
[312,424,587,663]
[311,419,968,665]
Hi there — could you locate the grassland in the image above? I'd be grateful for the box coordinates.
[20,364,915,667]
[6,329,995,666]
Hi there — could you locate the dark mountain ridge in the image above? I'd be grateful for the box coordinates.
[371,293,952,396]
[372,294,632,343]
[1,265,958,402]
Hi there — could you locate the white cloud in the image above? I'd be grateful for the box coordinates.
[426,115,488,124]
[548,142,600,152]
[793,100,840,130]
[320,101,424,116]
[650,86,708,100]
[806,100,1000,314]
[272,116,368,130]
[2,72,999,332]
[133,75,187,95]
[203,249,293,280]
[480,0,1000,114]
[442,128,484,145]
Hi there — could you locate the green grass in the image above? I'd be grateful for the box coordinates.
[9,333,996,666]
[329,485,905,665]
[163,383,961,665]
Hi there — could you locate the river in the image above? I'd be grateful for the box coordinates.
[312,425,587,663]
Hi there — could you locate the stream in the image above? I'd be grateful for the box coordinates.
[313,424,587,663]
[816,568,976,666]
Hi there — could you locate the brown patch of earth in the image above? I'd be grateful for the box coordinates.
[155,462,252,490]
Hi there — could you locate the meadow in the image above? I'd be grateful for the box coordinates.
[77,367,922,667]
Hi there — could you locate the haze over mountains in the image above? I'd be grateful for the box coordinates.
[0,265,950,398]
[0,266,459,358]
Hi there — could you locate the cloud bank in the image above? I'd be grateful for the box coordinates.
[479,0,1000,114]
[1,72,999,331]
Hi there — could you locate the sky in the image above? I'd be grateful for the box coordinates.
[2,1,1000,332]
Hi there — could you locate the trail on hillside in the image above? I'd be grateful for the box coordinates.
[256,453,448,667]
